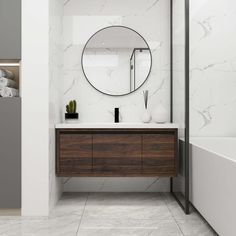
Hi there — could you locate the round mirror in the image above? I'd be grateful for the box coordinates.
[81,26,152,96]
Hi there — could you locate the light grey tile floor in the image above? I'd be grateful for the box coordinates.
[0,193,217,236]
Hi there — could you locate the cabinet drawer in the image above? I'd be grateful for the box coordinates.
[57,133,92,174]
[93,134,142,175]
[142,134,176,176]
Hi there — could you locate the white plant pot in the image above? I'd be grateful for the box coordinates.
[141,109,152,123]
[152,103,168,123]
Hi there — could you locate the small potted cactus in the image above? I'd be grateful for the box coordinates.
[65,100,79,121]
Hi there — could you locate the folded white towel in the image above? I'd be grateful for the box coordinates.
[0,69,14,79]
[0,77,17,89]
[0,87,19,97]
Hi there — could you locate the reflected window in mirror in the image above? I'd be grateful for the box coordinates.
[81,26,152,96]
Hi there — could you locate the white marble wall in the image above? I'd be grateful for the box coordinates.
[49,0,64,209]
[61,0,171,192]
[63,0,170,123]
[190,0,236,137]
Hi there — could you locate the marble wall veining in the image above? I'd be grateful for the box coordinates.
[62,0,170,123]
[49,0,64,210]
[190,0,236,137]
[61,0,171,192]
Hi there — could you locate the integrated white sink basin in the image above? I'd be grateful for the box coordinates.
[55,122,178,129]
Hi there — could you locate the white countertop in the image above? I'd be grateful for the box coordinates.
[55,122,178,129]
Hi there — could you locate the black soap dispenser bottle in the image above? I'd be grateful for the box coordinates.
[114,108,119,123]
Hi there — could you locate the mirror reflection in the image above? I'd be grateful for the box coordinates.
[82,26,152,96]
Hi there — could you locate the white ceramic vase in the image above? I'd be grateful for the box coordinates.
[152,103,168,123]
[141,109,152,123]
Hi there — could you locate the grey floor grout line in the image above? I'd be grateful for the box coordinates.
[75,192,89,236]
[161,193,185,236]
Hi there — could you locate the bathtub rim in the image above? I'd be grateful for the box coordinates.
[190,137,236,164]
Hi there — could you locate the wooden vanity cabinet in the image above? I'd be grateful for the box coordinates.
[142,134,176,176]
[57,133,92,174]
[56,129,177,177]
[93,134,142,175]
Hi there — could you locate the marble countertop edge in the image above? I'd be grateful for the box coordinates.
[55,122,179,129]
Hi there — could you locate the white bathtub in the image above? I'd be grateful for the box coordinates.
[190,137,236,236]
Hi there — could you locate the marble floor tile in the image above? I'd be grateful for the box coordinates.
[80,205,172,228]
[0,216,80,236]
[0,217,22,235]
[55,192,88,208]
[80,193,172,228]
[77,223,183,236]
[176,218,217,236]
[50,192,88,217]
[0,193,217,236]
[162,193,200,220]
[77,228,154,236]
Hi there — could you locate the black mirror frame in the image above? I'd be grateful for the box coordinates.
[81,25,153,96]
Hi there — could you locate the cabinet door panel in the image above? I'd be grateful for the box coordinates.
[0,99,21,208]
[0,0,21,59]
[142,134,176,176]
[58,133,92,174]
[93,134,141,175]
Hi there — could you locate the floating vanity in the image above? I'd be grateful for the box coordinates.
[56,123,178,177]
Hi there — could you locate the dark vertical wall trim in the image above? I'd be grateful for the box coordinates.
[185,0,190,214]
[134,51,136,89]
[170,0,173,123]
[170,0,173,192]
[130,60,132,92]
[170,0,190,214]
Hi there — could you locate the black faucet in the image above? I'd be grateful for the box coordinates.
[114,108,119,123]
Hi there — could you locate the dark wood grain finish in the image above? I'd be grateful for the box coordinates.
[93,134,142,174]
[56,128,178,177]
[142,134,176,176]
[57,133,92,174]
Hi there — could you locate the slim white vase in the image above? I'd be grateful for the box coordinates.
[142,109,151,123]
[152,103,168,123]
